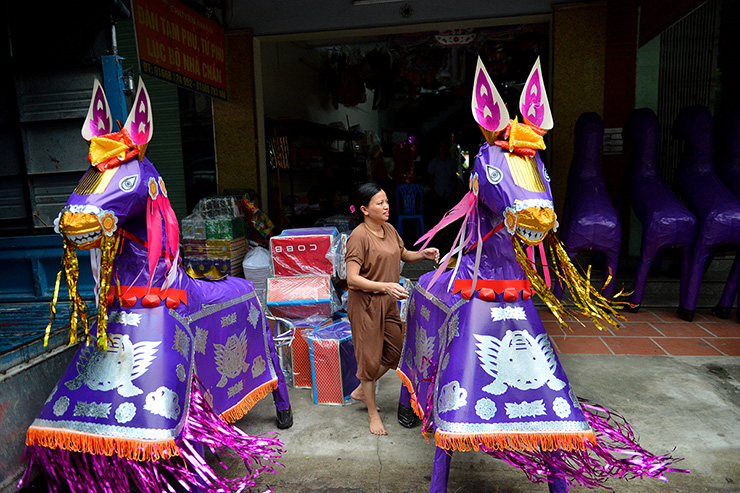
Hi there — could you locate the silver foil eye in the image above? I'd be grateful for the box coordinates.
[486,165,503,185]
[541,165,551,183]
[119,174,139,193]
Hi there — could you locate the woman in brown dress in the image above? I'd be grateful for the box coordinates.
[345,183,439,435]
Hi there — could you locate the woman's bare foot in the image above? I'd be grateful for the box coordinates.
[351,386,380,411]
[368,410,387,436]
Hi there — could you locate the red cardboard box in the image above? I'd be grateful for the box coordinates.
[271,227,338,276]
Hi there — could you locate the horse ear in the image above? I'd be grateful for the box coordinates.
[123,76,154,146]
[81,77,113,141]
[471,57,509,144]
[519,57,553,130]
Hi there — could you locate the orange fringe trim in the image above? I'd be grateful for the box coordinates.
[435,429,597,453]
[220,378,278,424]
[26,426,179,461]
[396,371,598,454]
[396,369,425,424]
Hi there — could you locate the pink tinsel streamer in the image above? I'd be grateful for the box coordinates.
[20,381,284,493]
[416,190,479,289]
[416,365,687,489]
[145,195,162,287]
[480,398,689,490]
[145,193,180,289]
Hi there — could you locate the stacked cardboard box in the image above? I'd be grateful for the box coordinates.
[265,227,344,389]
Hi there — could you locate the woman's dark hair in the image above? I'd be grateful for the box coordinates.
[350,182,382,222]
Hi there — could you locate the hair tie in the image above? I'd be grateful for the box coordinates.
[349,205,356,213]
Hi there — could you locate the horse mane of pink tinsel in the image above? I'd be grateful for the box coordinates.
[146,177,180,289]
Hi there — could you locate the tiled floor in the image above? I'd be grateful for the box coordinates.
[539,307,740,356]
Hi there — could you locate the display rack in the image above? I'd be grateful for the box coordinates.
[266,118,364,229]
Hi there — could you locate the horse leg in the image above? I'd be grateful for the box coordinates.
[545,450,569,493]
[430,446,452,493]
[266,325,293,429]
[679,236,713,321]
[713,253,740,319]
[397,384,420,428]
[602,248,619,299]
[190,442,209,493]
[679,244,693,311]
[627,239,659,311]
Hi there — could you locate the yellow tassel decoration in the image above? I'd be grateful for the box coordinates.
[511,234,624,332]
[43,266,64,347]
[95,233,120,350]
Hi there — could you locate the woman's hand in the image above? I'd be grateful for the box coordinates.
[384,282,409,300]
[422,247,440,263]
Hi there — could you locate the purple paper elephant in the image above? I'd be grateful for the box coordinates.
[557,113,620,299]
[622,108,697,311]
[673,105,740,321]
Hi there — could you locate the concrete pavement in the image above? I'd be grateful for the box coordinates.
[230,354,740,492]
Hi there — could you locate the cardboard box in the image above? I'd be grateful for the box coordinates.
[308,320,359,405]
[271,227,339,277]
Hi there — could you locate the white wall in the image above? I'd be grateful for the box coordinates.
[261,42,380,135]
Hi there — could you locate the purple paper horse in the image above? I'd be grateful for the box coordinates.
[557,112,620,299]
[711,108,740,320]
[623,108,697,311]
[672,105,740,321]
[21,78,290,493]
[398,58,686,492]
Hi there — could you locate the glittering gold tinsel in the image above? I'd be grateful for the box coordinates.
[43,264,64,347]
[63,239,88,345]
[511,234,624,332]
[95,233,120,350]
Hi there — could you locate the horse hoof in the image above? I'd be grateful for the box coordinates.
[398,403,421,428]
[276,407,293,429]
[711,304,731,319]
[677,306,694,322]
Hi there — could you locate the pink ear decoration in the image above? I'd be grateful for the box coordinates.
[123,76,154,149]
[471,57,509,145]
[519,57,553,131]
[81,77,113,141]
